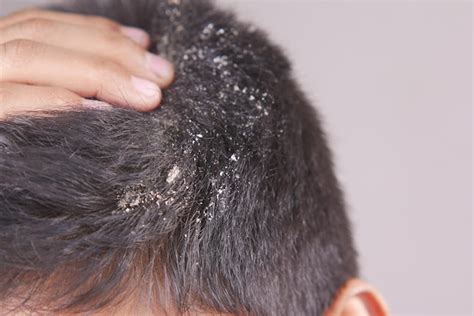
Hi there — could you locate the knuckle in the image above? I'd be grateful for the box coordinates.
[0,39,39,67]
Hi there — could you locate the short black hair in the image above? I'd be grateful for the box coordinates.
[0,0,358,315]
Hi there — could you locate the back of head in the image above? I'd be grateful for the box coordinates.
[0,0,358,315]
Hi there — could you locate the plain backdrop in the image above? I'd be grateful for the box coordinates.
[0,1,472,315]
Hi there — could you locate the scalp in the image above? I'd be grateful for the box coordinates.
[0,1,357,315]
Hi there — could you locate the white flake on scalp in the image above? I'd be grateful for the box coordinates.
[129,196,141,207]
[166,165,181,184]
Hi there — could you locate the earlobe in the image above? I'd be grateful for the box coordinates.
[324,279,389,316]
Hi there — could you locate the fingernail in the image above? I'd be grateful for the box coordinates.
[120,26,149,46]
[131,76,161,98]
[82,99,112,109]
[146,53,174,80]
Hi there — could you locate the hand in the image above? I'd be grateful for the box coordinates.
[0,9,175,118]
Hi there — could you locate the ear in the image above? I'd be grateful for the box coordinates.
[324,278,389,316]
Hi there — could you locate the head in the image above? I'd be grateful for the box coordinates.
[0,0,387,315]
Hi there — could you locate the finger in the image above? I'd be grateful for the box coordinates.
[0,39,162,111]
[0,82,92,119]
[0,18,174,87]
[0,8,150,48]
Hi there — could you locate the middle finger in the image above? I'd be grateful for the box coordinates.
[0,18,174,88]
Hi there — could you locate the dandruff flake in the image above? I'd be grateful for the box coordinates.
[166,165,181,184]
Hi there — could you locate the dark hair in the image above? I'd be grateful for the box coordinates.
[0,0,358,315]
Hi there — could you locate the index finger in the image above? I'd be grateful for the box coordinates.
[0,9,150,47]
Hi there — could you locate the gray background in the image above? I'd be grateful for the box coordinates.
[0,0,472,315]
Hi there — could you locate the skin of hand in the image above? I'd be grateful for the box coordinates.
[0,9,175,118]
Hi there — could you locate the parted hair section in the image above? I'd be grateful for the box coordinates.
[0,0,358,315]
